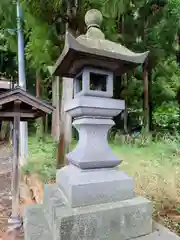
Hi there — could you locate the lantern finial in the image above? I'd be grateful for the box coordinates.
[85,9,103,29]
[84,9,105,39]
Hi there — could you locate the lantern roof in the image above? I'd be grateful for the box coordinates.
[53,9,149,77]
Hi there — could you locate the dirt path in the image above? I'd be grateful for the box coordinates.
[0,142,23,239]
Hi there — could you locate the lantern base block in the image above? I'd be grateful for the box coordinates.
[24,202,180,240]
[24,183,153,240]
[56,164,135,208]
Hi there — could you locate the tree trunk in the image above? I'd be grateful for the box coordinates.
[36,70,44,139]
[123,73,128,133]
[148,70,153,131]
[143,62,150,133]
[176,32,180,132]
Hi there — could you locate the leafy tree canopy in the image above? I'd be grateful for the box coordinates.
[0,0,180,131]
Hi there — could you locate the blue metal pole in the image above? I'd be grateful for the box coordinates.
[16,0,28,165]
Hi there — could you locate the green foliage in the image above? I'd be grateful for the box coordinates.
[21,1,61,71]
[22,136,57,181]
[151,58,180,129]
[21,0,62,23]
[0,30,18,79]
[0,0,17,53]
[176,206,180,214]
[25,21,56,70]
[152,59,180,102]
[153,103,179,129]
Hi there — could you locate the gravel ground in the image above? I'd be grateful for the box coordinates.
[0,142,24,239]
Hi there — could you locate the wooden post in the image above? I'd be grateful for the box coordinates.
[9,100,22,230]
[36,70,44,139]
[36,70,41,98]
[63,78,73,154]
[52,76,60,142]
[57,77,73,168]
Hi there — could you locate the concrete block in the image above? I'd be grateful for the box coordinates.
[54,196,152,240]
[56,165,135,207]
[23,204,52,240]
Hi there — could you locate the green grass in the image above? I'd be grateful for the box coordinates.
[22,134,180,235]
[113,142,180,208]
[112,139,180,235]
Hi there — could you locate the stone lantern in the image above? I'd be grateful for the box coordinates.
[54,10,149,170]
[24,9,154,240]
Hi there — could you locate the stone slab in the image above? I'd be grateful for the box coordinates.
[135,222,180,240]
[54,196,152,240]
[23,201,180,240]
[23,204,52,240]
[64,96,125,118]
[56,165,135,207]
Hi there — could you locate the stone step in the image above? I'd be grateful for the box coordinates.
[23,204,52,240]
[134,222,180,240]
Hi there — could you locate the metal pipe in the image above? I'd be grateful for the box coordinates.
[16,0,28,165]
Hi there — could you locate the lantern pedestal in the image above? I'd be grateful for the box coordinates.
[65,95,125,169]
[67,118,121,169]
[24,200,180,240]
[24,182,152,240]
[24,93,153,239]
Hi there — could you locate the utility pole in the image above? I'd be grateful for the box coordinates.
[7,0,28,231]
[16,0,28,166]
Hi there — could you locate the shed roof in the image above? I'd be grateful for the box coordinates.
[0,87,54,121]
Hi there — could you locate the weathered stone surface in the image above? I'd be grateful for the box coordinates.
[23,205,180,240]
[23,204,52,240]
[56,165,134,207]
[54,196,152,240]
[43,184,67,229]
